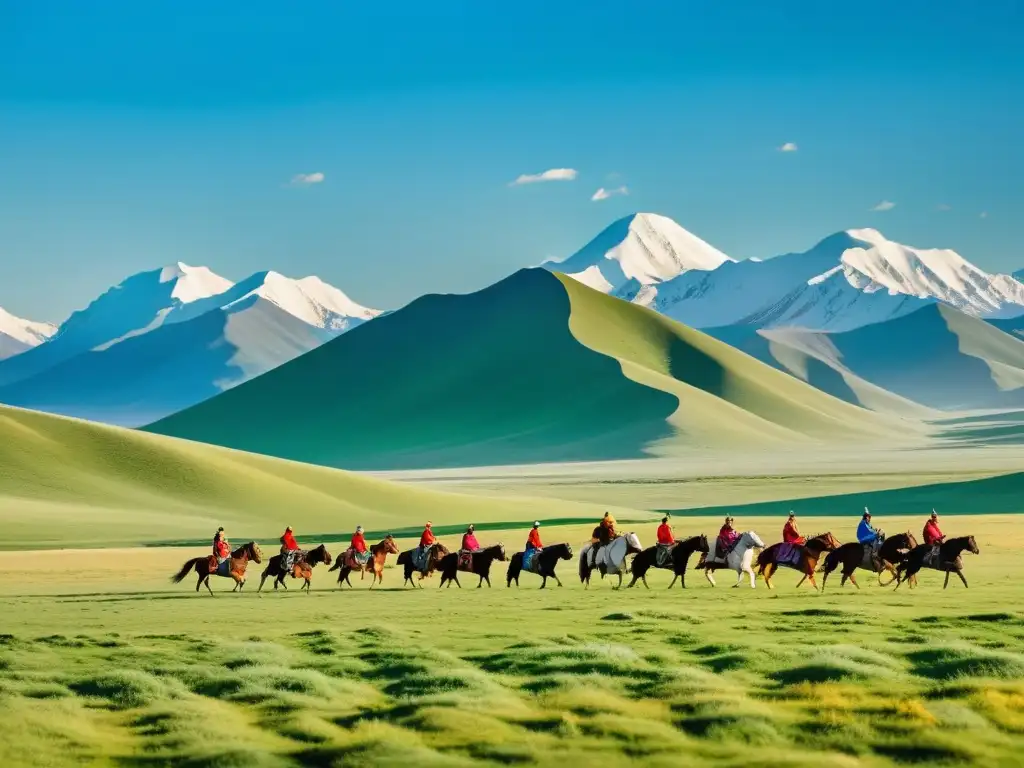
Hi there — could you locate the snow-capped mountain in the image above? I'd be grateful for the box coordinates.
[0,306,56,360]
[554,216,1024,333]
[544,212,733,295]
[0,262,381,422]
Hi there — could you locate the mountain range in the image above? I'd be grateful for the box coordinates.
[2,212,1023,440]
[0,262,379,426]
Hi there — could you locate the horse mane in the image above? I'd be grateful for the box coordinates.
[230,542,253,558]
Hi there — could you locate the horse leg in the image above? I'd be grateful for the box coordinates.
[477,575,483,588]
[848,570,859,589]
[705,568,716,587]
[764,563,776,590]
[258,571,268,593]
[204,576,214,596]
[944,571,950,589]
[539,576,546,589]
[956,568,968,588]
[680,569,687,589]
[667,575,678,589]
[614,572,623,590]
[554,573,563,587]
[195,573,204,593]
[642,575,649,589]
[807,571,819,591]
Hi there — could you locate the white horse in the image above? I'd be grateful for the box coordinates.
[579,532,643,589]
[701,531,765,589]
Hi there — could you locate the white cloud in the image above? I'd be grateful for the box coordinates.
[871,200,896,212]
[778,142,798,152]
[937,203,952,211]
[509,168,578,186]
[591,186,629,201]
[290,172,325,186]
[980,211,989,219]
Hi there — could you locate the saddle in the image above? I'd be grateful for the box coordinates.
[344,548,371,571]
[523,548,543,573]
[776,543,802,567]
[655,544,676,568]
[859,542,884,571]
[458,551,475,572]
[412,546,431,573]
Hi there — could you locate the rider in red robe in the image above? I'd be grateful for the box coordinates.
[461,524,481,552]
[717,516,739,557]
[782,514,806,545]
[419,523,436,548]
[351,526,367,553]
[656,517,675,545]
[280,526,299,552]
[526,523,542,552]
[210,527,230,572]
[923,511,944,546]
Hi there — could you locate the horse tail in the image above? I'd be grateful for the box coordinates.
[506,553,523,587]
[579,547,591,583]
[328,559,341,572]
[171,558,203,583]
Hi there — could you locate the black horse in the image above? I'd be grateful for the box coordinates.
[257,544,332,593]
[396,543,450,588]
[506,543,574,588]
[438,544,507,588]
[896,535,980,590]
[626,535,709,589]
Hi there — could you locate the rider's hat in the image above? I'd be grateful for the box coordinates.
[425,521,432,527]
[468,524,475,531]
[788,512,795,518]
[930,509,938,518]
[863,507,871,517]
[356,525,363,533]
[217,526,224,532]
[661,516,668,523]
[286,526,292,532]
[533,521,540,528]
[725,515,734,522]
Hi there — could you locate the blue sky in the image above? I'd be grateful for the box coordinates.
[2,0,1022,321]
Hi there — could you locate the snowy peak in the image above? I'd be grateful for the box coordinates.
[0,306,56,347]
[224,271,381,331]
[157,262,235,303]
[548,213,735,294]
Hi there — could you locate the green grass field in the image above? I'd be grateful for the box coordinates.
[1,516,1021,768]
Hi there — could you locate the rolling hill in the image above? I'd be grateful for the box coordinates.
[707,303,1024,412]
[147,268,910,471]
[0,402,631,549]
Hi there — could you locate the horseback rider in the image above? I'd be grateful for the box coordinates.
[526,522,542,553]
[416,522,436,572]
[716,516,739,559]
[857,508,884,571]
[590,512,617,569]
[210,527,230,573]
[280,526,301,572]
[657,516,675,546]
[783,513,806,545]
[923,510,945,562]
[350,525,370,566]
[461,524,481,553]
[524,522,542,571]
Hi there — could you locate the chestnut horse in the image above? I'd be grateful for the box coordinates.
[328,536,400,588]
[257,544,332,593]
[438,544,507,588]
[171,541,262,595]
[821,531,917,590]
[756,532,840,591]
[895,535,980,590]
[396,543,450,588]
[627,535,710,589]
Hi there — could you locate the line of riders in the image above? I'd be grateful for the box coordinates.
[205,507,952,582]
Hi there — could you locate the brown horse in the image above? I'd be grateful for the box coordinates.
[821,531,917,590]
[895,535,980,590]
[757,532,840,591]
[328,536,400,588]
[257,544,332,593]
[171,541,262,595]
[396,543,450,587]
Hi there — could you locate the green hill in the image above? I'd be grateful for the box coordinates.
[0,403,637,549]
[147,269,910,470]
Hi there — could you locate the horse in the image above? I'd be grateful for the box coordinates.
[395,543,450,588]
[697,531,765,588]
[756,532,840,591]
[328,536,400,588]
[257,544,332,593]
[171,542,262,595]
[821,531,917,590]
[579,532,643,589]
[506,543,574,588]
[438,544,507,588]
[626,535,709,589]
[895,535,980,590]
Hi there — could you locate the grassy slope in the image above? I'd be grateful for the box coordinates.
[0,515,1021,768]
[149,269,905,471]
[711,305,1024,413]
[0,403,643,549]
[554,273,908,450]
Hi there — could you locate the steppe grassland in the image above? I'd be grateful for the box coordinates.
[1,516,1021,767]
